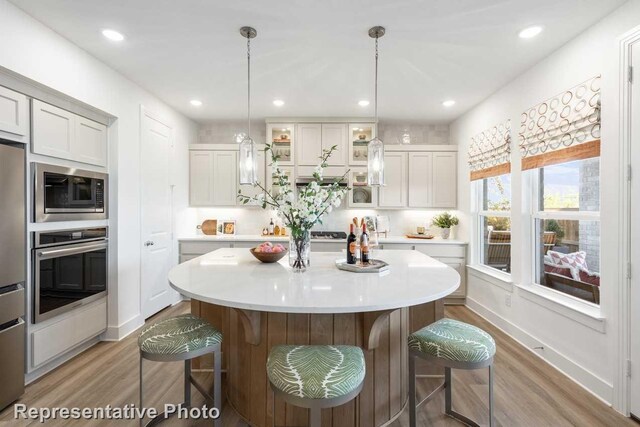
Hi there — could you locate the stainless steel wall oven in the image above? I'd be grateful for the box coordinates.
[32,227,108,323]
[32,163,107,222]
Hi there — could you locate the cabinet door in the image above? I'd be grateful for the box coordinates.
[0,86,28,142]
[212,151,238,206]
[74,116,108,166]
[297,123,322,165]
[408,152,433,208]
[32,99,75,160]
[321,123,347,166]
[348,123,376,165]
[432,152,457,208]
[348,167,377,208]
[436,258,466,299]
[267,165,294,199]
[189,151,215,206]
[238,149,266,205]
[267,123,294,165]
[379,152,407,208]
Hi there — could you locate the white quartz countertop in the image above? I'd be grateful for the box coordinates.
[178,234,467,245]
[168,248,460,314]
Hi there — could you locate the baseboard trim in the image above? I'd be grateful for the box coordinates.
[103,314,144,341]
[465,297,614,405]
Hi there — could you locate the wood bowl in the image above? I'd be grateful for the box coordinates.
[250,248,288,263]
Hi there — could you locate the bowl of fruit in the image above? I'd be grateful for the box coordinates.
[250,242,288,263]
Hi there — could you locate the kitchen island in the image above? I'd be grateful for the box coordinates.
[169,248,460,427]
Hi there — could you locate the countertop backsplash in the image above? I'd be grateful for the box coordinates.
[187,206,461,238]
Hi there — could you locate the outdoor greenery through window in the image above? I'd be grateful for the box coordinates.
[534,158,601,305]
[479,174,511,273]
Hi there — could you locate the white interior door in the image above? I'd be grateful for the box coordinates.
[140,108,175,319]
[630,41,640,419]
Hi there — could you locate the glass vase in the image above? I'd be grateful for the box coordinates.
[289,230,311,272]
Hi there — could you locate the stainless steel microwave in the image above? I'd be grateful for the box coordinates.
[32,163,108,223]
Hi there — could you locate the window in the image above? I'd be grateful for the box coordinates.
[478,174,511,273]
[532,158,601,305]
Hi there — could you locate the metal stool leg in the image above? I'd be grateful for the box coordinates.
[214,349,222,427]
[409,354,417,427]
[310,406,321,427]
[489,364,495,427]
[184,359,191,408]
[139,354,144,427]
[445,366,481,427]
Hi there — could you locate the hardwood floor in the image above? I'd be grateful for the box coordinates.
[0,303,634,427]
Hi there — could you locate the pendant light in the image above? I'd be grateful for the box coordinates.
[367,26,386,186]
[238,26,258,185]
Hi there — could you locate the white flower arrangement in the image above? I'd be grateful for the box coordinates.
[238,144,350,269]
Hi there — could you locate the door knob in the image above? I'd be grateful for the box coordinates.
[144,241,154,247]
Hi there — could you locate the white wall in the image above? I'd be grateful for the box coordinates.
[450,0,639,409]
[0,0,198,339]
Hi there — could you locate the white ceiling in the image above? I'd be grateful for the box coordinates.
[9,0,626,123]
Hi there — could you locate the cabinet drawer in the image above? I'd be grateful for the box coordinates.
[380,243,414,250]
[0,284,24,325]
[413,245,465,258]
[311,242,344,252]
[31,300,106,367]
[180,241,232,255]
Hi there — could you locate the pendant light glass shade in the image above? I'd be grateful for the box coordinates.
[367,26,385,186]
[367,137,384,185]
[238,26,258,185]
[239,136,257,185]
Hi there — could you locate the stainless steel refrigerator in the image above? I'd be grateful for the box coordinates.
[0,141,25,410]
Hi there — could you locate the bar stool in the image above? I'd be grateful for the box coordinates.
[266,345,366,427]
[408,318,496,427]
[138,314,223,427]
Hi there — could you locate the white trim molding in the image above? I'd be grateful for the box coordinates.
[103,313,144,341]
[467,264,514,292]
[466,297,614,405]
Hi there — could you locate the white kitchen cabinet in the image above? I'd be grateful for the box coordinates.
[379,152,407,208]
[439,258,466,301]
[189,151,215,206]
[212,151,238,206]
[238,149,266,206]
[348,123,376,165]
[32,99,75,160]
[408,152,433,208]
[0,86,28,143]
[267,165,295,199]
[297,123,322,165]
[432,152,457,208]
[32,99,108,167]
[321,123,347,166]
[348,167,377,208]
[267,123,295,165]
[74,116,108,166]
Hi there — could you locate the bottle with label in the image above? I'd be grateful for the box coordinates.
[268,218,274,235]
[347,224,357,264]
[360,223,369,264]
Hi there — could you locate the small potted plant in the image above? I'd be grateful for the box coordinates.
[431,212,459,239]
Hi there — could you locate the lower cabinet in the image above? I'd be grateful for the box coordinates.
[413,244,467,304]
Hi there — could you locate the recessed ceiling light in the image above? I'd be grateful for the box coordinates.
[442,100,456,107]
[190,99,203,107]
[358,100,370,107]
[273,99,285,107]
[102,29,125,42]
[518,25,543,39]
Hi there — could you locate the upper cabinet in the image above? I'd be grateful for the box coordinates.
[408,152,433,208]
[348,167,377,208]
[0,86,29,143]
[32,99,107,167]
[378,152,407,208]
[296,123,322,165]
[407,151,457,209]
[267,123,294,165]
[431,152,457,208]
[297,123,348,166]
[348,123,376,166]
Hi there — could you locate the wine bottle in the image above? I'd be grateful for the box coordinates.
[347,224,357,264]
[360,222,369,264]
[268,218,274,235]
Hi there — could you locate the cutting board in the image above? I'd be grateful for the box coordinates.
[405,234,435,240]
[199,219,218,235]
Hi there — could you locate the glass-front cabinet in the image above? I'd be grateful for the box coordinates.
[267,123,295,166]
[266,165,295,198]
[348,167,377,208]
[348,123,376,166]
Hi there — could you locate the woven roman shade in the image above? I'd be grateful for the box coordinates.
[519,76,601,170]
[468,120,511,181]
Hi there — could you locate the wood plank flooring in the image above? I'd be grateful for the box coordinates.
[0,303,634,427]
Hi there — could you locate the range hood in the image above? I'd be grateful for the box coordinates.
[295,165,348,187]
[295,177,348,187]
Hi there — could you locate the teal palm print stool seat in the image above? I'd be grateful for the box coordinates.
[408,318,496,427]
[138,314,223,427]
[266,345,366,427]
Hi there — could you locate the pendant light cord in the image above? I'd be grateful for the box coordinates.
[374,36,379,124]
[247,36,251,138]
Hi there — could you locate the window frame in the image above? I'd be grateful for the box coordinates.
[529,163,601,305]
[472,174,512,277]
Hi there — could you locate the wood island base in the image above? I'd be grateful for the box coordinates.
[191,300,443,427]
